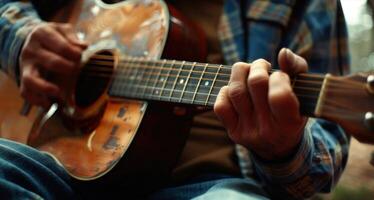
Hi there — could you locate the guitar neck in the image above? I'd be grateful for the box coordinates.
[86,55,325,117]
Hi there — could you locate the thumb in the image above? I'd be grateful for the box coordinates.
[278,48,308,75]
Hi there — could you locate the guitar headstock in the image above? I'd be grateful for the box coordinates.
[316,71,374,144]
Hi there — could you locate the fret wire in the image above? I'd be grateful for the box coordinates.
[91,54,326,83]
[152,60,165,98]
[109,73,328,101]
[142,58,157,98]
[89,59,326,87]
[192,63,208,104]
[103,58,328,106]
[93,70,325,92]
[152,59,167,99]
[117,79,320,100]
[109,71,324,98]
[119,57,136,94]
[130,57,144,97]
[90,64,325,89]
[169,61,184,101]
[93,56,327,111]
[88,57,232,77]
[114,81,321,109]
[206,64,223,106]
[121,58,233,70]
[179,62,195,103]
[159,60,175,99]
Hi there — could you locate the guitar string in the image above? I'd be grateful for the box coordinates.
[320,106,364,118]
[107,81,321,103]
[78,56,368,101]
[84,62,326,84]
[91,54,331,79]
[320,96,368,111]
[83,57,323,85]
[83,59,326,86]
[88,55,326,80]
[82,67,365,92]
[88,58,327,80]
[82,71,325,96]
[82,56,367,116]
[82,68,325,90]
[119,87,319,104]
[86,72,367,97]
[92,55,369,92]
[87,71,360,113]
[81,61,325,98]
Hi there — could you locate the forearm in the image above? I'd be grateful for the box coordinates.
[0,1,42,81]
[250,119,350,199]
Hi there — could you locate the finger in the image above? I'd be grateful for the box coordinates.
[214,86,238,134]
[34,25,83,61]
[247,59,271,123]
[21,90,51,109]
[268,71,302,124]
[227,62,252,118]
[278,48,308,75]
[21,70,61,100]
[54,23,88,48]
[34,48,77,75]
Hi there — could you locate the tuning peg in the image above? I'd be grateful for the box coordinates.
[365,112,374,132]
[368,75,374,94]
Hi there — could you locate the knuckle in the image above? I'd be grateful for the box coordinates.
[269,85,291,101]
[20,47,34,58]
[214,100,227,115]
[248,72,268,87]
[228,83,247,100]
[61,23,73,31]
[232,62,249,72]
[253,58,270,66]
[46,57,71,70]
[22,73,33,84]
[56,44,70,54]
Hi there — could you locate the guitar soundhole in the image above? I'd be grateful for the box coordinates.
[75,51,115,108]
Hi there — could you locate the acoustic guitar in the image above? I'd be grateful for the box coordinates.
[0,0,373,192]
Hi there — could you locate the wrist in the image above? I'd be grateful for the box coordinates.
[252,119,307,162]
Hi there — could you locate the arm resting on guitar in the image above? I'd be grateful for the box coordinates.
[249,119,349,199]
[0,0,43,82]
[0,0,69,81]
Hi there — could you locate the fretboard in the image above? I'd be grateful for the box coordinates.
[88,56,325,117]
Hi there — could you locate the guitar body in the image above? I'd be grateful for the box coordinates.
[0,0,207,195]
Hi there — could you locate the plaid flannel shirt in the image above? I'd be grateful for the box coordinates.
[0,0,350,199]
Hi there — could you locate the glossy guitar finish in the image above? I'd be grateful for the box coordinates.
[0,0,373,194]
[0,0,207,190]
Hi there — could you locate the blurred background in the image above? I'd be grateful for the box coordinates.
[313,0,374,199]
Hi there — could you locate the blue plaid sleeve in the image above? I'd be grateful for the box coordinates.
[220,0,351,199]
[0,0,42,81]
[250,119,349,199]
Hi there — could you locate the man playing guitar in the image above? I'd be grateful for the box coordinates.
[0,0,360,199]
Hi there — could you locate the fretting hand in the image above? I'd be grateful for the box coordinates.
[19,22,87,108]
[214,48,309,160]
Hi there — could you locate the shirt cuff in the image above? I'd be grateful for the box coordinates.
[10,18,41,83]
[250,119,314,182]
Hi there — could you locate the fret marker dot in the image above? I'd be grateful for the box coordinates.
[204,81,210,86]
[160,77,165,82]
[155,90,159,95]
[179,79,184,84]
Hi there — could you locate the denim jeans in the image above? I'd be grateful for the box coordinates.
[0,139,269,200]
[0,139,76,200]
